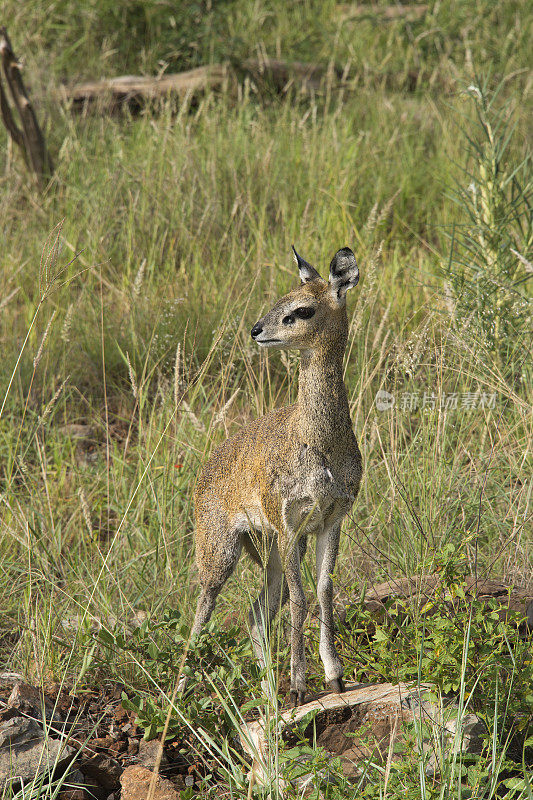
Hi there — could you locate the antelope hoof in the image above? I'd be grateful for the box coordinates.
[328,677,345,694]
[290,689,306,707]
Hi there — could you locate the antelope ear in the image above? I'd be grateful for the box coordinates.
[328,247,359,302]
[292,245,321,284]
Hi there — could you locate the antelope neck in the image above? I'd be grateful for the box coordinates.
[297,337,352,453]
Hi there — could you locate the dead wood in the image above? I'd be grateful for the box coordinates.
[58,54,451,117]
[240,57,339,93]
[61,58,345,112]
[337,4,429,21]
[0,27,53,186]
[60,64,231,112]
[358,574,533,629]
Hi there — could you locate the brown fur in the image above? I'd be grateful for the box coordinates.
[187,247,362,705]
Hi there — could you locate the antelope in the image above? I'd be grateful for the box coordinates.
[188,246,362,705]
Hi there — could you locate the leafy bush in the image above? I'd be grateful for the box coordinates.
[341,545,533,732]
[99,611,257,741]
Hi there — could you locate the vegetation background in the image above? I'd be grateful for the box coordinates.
[0,1,531,797]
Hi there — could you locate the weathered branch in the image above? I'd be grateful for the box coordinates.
[337,3,429,21]
[59,64,231,111]
[60,59,342,111]
[58,55,451,116]
[357,574,533,629]
[240,681,483,790]
[0,27,53,186]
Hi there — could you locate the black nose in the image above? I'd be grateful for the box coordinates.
[251,323,263,339]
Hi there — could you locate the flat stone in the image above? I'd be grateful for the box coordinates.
[7,682,63,724]
[240,682,483,785]
[0,716,75,790]
[136,738,168,768]
[78,752,122,795]
[120,766,179,800]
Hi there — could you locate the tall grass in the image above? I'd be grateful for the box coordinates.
[445,77,532,376]
[0,0,531,796]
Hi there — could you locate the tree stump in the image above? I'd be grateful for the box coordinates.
[0,27,53,186]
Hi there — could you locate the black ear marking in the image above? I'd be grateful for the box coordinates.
[329,247,358,279]
[328,247,359,301]
[292,245,321,284]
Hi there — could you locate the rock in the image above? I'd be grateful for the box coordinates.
[60,611,146,635]
[0,716,75,790]
[0,673,25,690]
[7,682,63,725]
[120,766,179,800]
[424,710,484,777]
[57,768,87,800]
[92,736,114,749]
[340,747,369,778]
[78,752,122,797]
[58,790,87,800]
[108,739,127,756]
[60,616,102,635]
[58,424,97,440]
[240,682,484,785]
[127,739,139,756]
[0,716,41,748]
[136,738,168,768]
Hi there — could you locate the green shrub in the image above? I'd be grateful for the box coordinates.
[341,545,533,730]
[99,611,256,741]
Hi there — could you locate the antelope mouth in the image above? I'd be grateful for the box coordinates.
[255,338,283,346]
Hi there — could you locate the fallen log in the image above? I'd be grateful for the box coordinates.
[58,55,456,114]
[357,574,533,629]
[337,4,429,21]
[60,58,345,112]
[59,64,231,112]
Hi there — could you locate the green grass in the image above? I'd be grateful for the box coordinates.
[0,0,532,796]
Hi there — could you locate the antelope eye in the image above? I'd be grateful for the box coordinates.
[294,307,315,320]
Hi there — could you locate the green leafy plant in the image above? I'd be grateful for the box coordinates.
[99,611,257,741]
[342,544,533,727]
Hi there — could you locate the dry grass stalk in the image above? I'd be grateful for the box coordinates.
[173,342,181,410]
[33,310,57,369]
[78,487,93,539]
[37,376,69,427]
[126,351,138,399]
[212,388,240,427]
